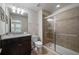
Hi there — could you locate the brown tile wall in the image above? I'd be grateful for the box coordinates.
[43,18,54,44]
[43,11,53,44]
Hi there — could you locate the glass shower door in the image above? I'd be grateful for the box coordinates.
[55,7,79,55]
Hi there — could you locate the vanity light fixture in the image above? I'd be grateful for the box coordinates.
[11,6,25,15]
[56,4,60,8]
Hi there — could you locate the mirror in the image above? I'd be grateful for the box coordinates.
[5,4,28,34]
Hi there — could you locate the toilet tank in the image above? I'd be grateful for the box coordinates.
[32,35,40,42]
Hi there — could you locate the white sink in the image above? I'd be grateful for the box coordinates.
[1,33,31,40]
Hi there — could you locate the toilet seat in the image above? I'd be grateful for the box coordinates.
[35,41,42,48]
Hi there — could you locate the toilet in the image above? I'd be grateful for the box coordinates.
[32,35,42,49]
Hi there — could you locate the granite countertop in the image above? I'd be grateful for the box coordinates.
[1,33,31,40]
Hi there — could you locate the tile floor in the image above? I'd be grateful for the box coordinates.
[31,45,58,55]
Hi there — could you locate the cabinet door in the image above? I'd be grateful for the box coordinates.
[1,36,31,55]
[10,36,31,55]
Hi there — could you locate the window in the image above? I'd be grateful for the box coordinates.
[15,23,21,32]
[11,20,21,32]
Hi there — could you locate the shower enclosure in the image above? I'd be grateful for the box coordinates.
[44,4,79,55]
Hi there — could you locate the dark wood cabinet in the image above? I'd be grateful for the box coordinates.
[0,35,31,55]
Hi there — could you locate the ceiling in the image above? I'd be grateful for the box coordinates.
[6,3,72,13]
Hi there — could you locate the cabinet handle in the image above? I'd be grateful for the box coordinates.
[18,44,22,46]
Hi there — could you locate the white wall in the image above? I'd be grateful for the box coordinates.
[38,10,43,42]
[28,9,38,35]
[28,9,43,43]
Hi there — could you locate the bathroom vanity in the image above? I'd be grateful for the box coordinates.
[0,4,32,55]
[0,34,31,55]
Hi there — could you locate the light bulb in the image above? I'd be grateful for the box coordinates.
[12,6,16,13]
[21,9,25,15]
[56,4,60,8]
[17,8,21,14]
[47,19,53,21]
